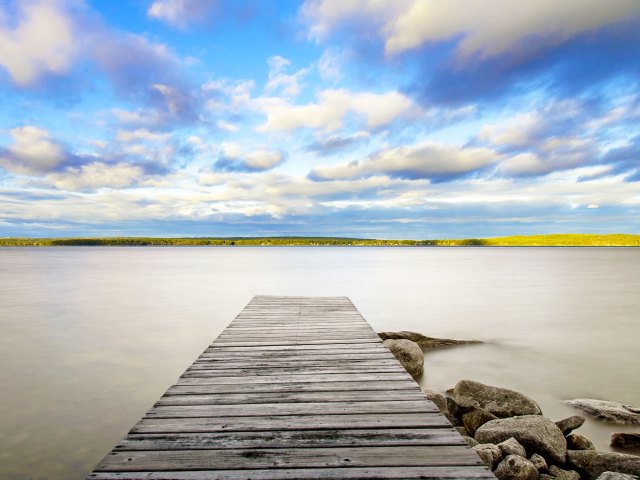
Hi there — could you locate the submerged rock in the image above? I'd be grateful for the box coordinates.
[475,415,567,464]
[567,450,640,477]
[378,331,481,349]
[556,415,586,435]
[454,380,543,418]
[611,433,640,450]
[494,455,539,480]
[567,433,596,451]
[564,399,640,425]
[382,339,423,377]
[596,472,639,480]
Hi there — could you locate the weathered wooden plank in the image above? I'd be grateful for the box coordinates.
[115,428,466,451]
[196,352,396,362]
[166,380,421,395]
[132,413,452,433]
[145,400,438,418]
[156,390,430,405]
[182,366,402,377]
[210,338,381,347]
[89,466,495,480]
[205,343,385,352]
[189,359,401,369]
[95,445,484,471]
[176,372,411,385]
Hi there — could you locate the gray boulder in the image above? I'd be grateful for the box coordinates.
[498,437,527,458]
[539,475,555,480]
[564,399,640,425]
[382,339,423,377]
[494,455,539,480]
[556,415,586,435]
[463,408,498,436]
[475,415,567,464]
[549,465,580,480]
[378,331,481,349]
[473,443,503,470]
[567,433,596,451]
[454,380,543,417]
[596,473,639,480]
[567,450,640,477]
[611,432,640,449]
[529,453,548,472]
[447,393,480,417]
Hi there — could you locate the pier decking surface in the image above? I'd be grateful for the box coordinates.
[88,295,494,479]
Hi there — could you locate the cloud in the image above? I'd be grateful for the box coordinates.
[147,0,219,29]
[302,0,640,106]
[116,128,172,143]
[45,162,143,191]
[214,144,286,173]
[310,142,500,181]
[258,88,416,132]
[0,126,68,174]
[317,49,344,81]
[0,0,80,86]
[265,56,311,97]
[307,131,371,155]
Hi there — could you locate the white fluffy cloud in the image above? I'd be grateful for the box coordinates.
[147,0,218,29]
[311,142,500,180]
[258,88,415,132]
[265,56,311,97]
[215,143,286,172]
[46,162,143,191]
[116,128,171,143]
[302,0,640,57]
[0,126,66,174]
[0,1,79,85]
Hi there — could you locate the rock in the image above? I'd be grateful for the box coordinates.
[567,433,596,451]
[549,466,580,480]
[382,339,423,377]
[462,435,479,447]
[447,394,480,417]
[425,390,448,412]
[475,415,567,464]
[556,415,586,435]
[378,331,481,349]
[539,475,556,480]
[473,443,503,470]
[596,472,639,480]
[494,455,539,480]
[463,408,498,436]
[456,426,470,437]
[564,399,640,425]
[611,433,640,450]
[529,453,548,472]
[497,437,527,458]
[454,380,543,417]
[567,450,640,477]
[444,411,460,426]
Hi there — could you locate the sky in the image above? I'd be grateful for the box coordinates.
[0,0,639,239]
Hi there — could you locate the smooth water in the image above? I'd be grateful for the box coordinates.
[1,247,638,479]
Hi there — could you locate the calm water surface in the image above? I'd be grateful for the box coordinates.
[1,247,639,479]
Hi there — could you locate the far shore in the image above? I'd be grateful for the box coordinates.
[1,233,639,247]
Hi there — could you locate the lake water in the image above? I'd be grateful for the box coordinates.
[1,247,639,479]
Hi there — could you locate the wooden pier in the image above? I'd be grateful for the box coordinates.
[88,296,494,480]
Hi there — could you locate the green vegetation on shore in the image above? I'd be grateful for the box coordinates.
[1,234,639,247]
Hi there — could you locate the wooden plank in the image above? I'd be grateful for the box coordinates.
[176,372,411,385]
[95,445,485,471]
[115,428,466,451]
[132,413,452,433]
[205,343,385,352]
[89,466,494,479]
[165,380,421,395]
[189,359,401,369]
[145,400,439,418]
[156,390,430,405]
[182,366,403,377]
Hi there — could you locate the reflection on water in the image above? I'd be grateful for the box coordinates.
[0,247,638,478]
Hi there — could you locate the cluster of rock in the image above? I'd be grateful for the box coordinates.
[426,380,640,479]
[379,331,480,377]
